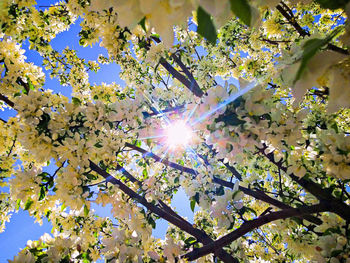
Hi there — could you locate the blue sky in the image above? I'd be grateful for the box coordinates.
[0,3,196,261]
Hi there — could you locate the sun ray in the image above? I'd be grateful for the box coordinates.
[138,134,167,141]
[165,120,193,149]
[140,89,171,125]
[184,103,198,123]
[190,81,256,126]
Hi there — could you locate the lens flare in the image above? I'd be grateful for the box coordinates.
[165,120,193,149]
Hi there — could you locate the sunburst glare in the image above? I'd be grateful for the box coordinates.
[165,120,193,149]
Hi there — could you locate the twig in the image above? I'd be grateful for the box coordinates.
[254,229,280,255]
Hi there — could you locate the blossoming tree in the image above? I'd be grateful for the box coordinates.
[1,0,350,262]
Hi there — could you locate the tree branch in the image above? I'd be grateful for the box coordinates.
[0,93,15,108]
[143,104,185,118]
[276,3,309,37]
[125,143,322,224]
[257,145,350,220]
[159,58,204,97]
[151,36,204,97]
[89,160,237,262]
[276,3,349,55]
[181,203,329,261]
[212,176,322,225]
[114,163,194,226]
[124,142,198,175]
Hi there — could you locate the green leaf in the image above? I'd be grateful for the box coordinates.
[86,173,98,180]
[15,199,21,210]
[38,186,46,201]
[197,6,217,44]
[190,199,196,212]
[315,0,350,10]
[147,214,156,229]
[151,33,160,39]
[26,77,35,91]
[331,249,343,257]
[84,204,89,216]
[232,190,241,200]
[94,142,103,148]
[138,16,147,32]
[72,97,81,106]
[229,0,252,26]
[216,186,225,196]
[142,168,148,177]
[295,38,323,82]
[184,237,197,245]
[295,28,342,83]
[24,199,34,210]
[38,172,51,182]
[194,192,200,204]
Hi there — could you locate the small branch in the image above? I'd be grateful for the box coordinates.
[0,93,15,107]
[182,203,329,261]
[53,160,66,177]
[260,38,291,46]
[86,180,107,187]
[115,164,140,184]
[7,137,16,157]
[327,44,349,55]
[143,104,185,118]
[220,161,243,181]
[276,2,349,55]
[204,143,242,180]
[254,229,280,255]
[171,54,204,96]
[125,142,198,175]
[113,163,191,226]
[16,78,30,94]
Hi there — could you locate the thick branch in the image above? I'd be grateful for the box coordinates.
[220,161,242,181]
[258,146,350,220]
[151,36,204,97]
[182,203,329,261]
[212,176,322,225]
[124,143,323,224]
[89,160,236,262]
[276,3,309,37]
[171,54,204,97]
[159,58,204,97]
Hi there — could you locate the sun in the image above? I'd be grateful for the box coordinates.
[165,120,193,149]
